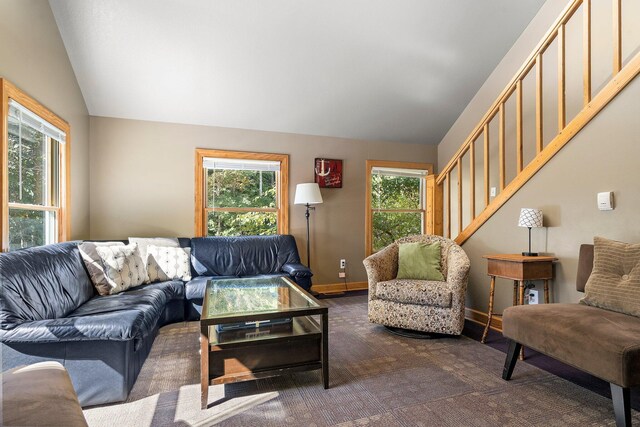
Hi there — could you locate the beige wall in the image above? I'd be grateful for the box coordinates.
[437,0,640,314]
[0,0,90,239]
[89,116,437,284]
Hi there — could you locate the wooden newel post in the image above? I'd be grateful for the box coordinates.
[426,174,444,236]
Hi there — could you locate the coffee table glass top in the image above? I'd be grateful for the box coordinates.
[202,276,321,320]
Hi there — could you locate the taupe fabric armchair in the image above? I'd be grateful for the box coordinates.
[363,235,470,335]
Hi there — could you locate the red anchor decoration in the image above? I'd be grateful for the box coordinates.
[314,158,343,188]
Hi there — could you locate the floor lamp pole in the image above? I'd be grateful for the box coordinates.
[305,203,311,269]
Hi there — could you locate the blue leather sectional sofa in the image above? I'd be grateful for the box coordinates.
[0,235,311,407]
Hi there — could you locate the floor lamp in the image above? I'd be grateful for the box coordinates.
[294,183,323,269]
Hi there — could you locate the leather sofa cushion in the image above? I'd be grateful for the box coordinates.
[190,235,301,277]
[0,287,168,343]
[375,279,452,308]
[137,280,184,301]
[2,361,88,427]
[185,276,238,301]
[0,242,94,329]
[185,274,287,302]
[503,303,640,387]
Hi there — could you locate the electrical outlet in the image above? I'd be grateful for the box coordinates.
[527,289,539,304]
[338,272,346,278]
[490,187,497,197]
[340,259,346,269]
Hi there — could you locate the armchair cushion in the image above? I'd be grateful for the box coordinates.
[396,242,444,281]
[375,279,452,308]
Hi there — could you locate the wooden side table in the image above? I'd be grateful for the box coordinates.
[481,254,557,344]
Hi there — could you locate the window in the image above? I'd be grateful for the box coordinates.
[195,149,289,236]
[1,79,70,252]
[365,160,433,255]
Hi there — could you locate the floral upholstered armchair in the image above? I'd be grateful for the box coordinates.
[363,235,470,335]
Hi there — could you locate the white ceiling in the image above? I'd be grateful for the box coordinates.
[50,0,544,145]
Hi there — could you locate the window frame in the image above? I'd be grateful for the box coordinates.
[194,148,289,237]
[365,159,433,256]
[1,79,71,252]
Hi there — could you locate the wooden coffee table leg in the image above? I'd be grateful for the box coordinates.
[321,313,329,389]
[200,326,209,409]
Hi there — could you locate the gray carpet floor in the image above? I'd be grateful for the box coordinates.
[84,295,639,426]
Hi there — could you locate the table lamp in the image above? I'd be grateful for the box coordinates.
[518,208,543,256]
[294,183,323,268]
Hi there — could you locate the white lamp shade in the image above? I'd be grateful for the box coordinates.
[518,208,543,228]
[294,183,323,205]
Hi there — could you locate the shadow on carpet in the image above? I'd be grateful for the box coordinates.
[84,295,639,426]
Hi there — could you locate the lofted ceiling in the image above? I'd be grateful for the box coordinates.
[50,0,544,145]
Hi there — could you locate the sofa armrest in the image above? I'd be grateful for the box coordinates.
[363,243,399,300]
[281,262,313,278]
[445,244,471,298]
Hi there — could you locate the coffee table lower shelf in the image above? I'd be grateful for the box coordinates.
[200,315,328,409]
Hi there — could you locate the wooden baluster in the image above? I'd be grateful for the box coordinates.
[484,124,490,208]
[469,141,476,221]
[613,0,622,74]
[583,0,591,105]
[446,173,451,238]
[499,104,505,190]
[558,24,566,131]
[457,158,463,235]
[535,54,544,153]
[516,80,523,173]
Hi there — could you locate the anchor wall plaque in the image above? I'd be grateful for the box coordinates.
[314,158,343,188]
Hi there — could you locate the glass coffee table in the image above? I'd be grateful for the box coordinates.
[199,276,329,409]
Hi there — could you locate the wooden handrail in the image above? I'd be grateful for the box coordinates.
[454,51,640,244]
[437,0,583,183]
[435,0,640,242]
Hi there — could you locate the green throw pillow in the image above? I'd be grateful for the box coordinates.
[396,242,444,281]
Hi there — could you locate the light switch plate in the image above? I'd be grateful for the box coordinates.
[597,191,614,210]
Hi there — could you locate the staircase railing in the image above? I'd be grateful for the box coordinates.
[435,0,640,244]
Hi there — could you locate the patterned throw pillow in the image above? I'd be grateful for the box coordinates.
[95,244,147,294]
[129,237,179,260]
[146,245,192,283]
[580,236,640,317]
[79,241,126,296]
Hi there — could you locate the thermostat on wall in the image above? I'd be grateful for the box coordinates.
[597,191,614,211]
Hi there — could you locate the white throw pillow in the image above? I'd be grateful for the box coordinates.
[129,237,179,260]
[95,244,147,294]
[79,241,126,296]
[146,245,192,282]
